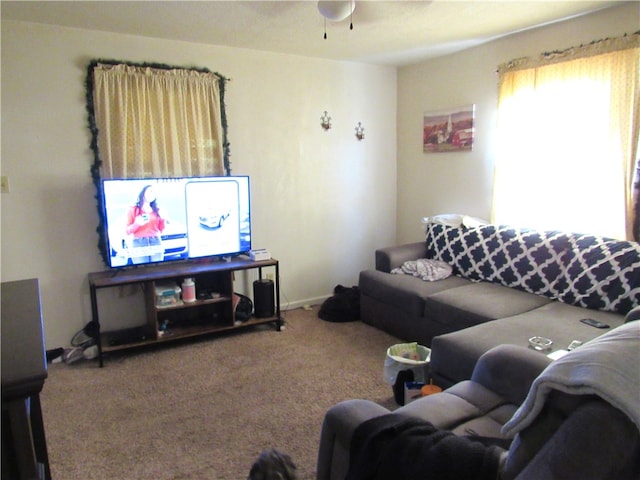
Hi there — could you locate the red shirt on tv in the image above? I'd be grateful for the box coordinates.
[125,206,166,238]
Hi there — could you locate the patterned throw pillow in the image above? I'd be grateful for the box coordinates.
[558,234,640,314]
[425,223,640,314]
[425,224,568,297]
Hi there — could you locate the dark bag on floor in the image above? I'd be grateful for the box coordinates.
[318,285,360,323]
[235,292,253,321]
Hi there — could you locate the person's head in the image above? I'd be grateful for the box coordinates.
[248,449,297,480]
[137,185,159,213]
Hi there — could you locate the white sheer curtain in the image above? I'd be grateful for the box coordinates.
[492,34,639,240]
[92,63,226,179]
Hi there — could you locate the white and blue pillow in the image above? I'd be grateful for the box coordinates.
[425,223,640,314]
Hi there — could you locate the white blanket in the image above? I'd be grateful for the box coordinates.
[502,320,640,437]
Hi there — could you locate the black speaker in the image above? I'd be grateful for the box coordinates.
[253,279,275,318]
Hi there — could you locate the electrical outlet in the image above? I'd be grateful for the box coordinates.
[0,176,9,194]
[266,273,274,281]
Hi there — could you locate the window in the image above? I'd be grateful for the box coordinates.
[87,61,230,180]
[492,34,639,240]
[85,60,230,264]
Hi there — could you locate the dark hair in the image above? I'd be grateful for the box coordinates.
[248,449,297,480]
[136,185,160,215]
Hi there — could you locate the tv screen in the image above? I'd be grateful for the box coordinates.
[101,176,251,268]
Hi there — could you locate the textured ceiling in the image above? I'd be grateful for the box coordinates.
[1,1,625,66]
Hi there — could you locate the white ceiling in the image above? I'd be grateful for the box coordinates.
[1,1,626,66]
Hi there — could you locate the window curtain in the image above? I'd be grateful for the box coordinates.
[492,33,639,240]
[90,62,229,179]
[86,60,229,265]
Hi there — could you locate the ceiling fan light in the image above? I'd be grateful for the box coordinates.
[317,1,355,22]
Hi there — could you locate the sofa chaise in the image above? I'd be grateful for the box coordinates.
[359,217,640,386]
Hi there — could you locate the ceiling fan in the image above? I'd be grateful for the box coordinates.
[317,1,355,38]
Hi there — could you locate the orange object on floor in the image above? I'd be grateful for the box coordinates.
[421,381,442,396]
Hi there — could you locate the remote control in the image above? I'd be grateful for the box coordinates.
[567,340,582,351]
[580,318,609,329]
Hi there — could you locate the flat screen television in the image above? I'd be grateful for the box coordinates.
[100,176,251,268]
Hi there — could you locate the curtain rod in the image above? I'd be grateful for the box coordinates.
[498,30,639,74]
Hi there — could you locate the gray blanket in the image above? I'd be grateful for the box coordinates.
[502,320,640,437]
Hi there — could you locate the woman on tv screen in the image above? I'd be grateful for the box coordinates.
[125,185,166,264]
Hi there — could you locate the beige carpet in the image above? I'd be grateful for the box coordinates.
[40,306,400,479]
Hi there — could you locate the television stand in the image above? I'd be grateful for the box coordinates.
[88,258,281,367]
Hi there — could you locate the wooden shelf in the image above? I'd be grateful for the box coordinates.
[89,257,277,288]
[157,315,279,342]
[153,295,232,311]
[89,258,281,365]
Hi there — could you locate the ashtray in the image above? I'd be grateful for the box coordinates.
[528,336,553,351]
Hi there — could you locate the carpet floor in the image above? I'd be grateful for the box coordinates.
[40,306,400,479]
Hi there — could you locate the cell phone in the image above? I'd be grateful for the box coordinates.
[580,318,610,329]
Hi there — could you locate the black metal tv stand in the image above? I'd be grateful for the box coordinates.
[88,257,281,367]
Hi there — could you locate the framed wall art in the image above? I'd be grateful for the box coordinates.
[423,105,475,153]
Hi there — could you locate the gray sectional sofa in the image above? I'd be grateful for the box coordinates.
[317,320,640,480]
[359,218,640,387]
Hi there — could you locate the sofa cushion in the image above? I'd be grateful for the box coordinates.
[423,282,552,331]
[450,404,516,438]
[431,301,625,387]
[470,344,552,408]
[359,269,469,317]
[396,380,516,438]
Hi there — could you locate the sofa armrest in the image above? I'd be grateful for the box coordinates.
[505,399,640,480]
[317,399,391,480]
[471,345,551,408]
[375,242,427,273]
[625,305,640,323]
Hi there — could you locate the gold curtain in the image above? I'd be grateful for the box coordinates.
[92,63,226,179]
[494,33,639,240]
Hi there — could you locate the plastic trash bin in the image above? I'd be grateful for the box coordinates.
[382,342,431,405]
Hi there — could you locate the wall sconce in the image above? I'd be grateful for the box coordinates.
[355,122,365,141]
[321,111,332,131]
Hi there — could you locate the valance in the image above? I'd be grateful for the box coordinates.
[498,31,639,74]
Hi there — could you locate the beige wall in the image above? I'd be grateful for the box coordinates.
[396,2,639,245]
[2,3,637,350]
[1,21,397,349]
